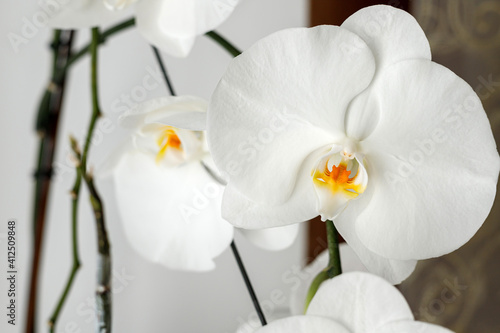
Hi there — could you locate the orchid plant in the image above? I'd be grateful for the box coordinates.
[27,2,498,333]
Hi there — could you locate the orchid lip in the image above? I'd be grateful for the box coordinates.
[156,126,183,163]
[312,145,368,221]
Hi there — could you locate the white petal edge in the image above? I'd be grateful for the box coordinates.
[341,5,431,69]
[306,272,414,333]
[334,207,417,284]
[254,316,350,333]
[112,150,233,271]
[221,148,326,229]
[119,96,208,130]
[238,224,300,251]
[135,0,239,57]
[43,0,130,29]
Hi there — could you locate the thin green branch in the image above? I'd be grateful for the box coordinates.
[55,18,135,83]
[205,30,242,57]
[151,46,176,96]
[85,27,112,332]
[48,169,82,332]
[303,220,342,313]
[52,26,113,333]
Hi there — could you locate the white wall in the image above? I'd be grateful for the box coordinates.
[0,1,309,332]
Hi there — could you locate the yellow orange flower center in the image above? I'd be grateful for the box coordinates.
[312,158,365,199]
[156,127,182,163]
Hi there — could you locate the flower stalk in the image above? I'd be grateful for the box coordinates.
[46,18,135,333]
[151,46,176,96]
[65,27,112,332]
[303,220,342,313]
[26,29,74,333]
[48,167,82,332]
[54,18,135,83]
[82,26,113,333]
[205,30,242,57]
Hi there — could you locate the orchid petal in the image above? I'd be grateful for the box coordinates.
[135,0,239,57]
[238,224,299,251]
[355,60,500,260]
[236,308,292,333]
[306,272,413,333]
[43,0,129,29]
[97,140,133,178]
[208,26,376,205]
[289,245,367,316]
[119,96,207,130]
[341,5,431,69]
[220,149,325,229]
[334,204,417,284]
[254,316,350,333]
[112,150,233,271]
[373,321,454,333]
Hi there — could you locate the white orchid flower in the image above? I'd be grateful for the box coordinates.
[207,5,500,283]
[43,0,239,57]
[255,272,453,333]
[106,96,298,271]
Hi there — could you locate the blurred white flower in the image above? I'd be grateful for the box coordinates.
[104,96,297,271]
[255,272,453,333]
[43,0,239,57]
[207,5,500,283]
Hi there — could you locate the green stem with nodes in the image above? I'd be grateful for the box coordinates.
[27,29,75,333]
[48,19,134,333]
[205,31,242,57]
[85,27,113,333]
[303,220,342,313]
[39,18,132,333]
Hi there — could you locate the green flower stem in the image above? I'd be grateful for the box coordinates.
[303,220,342,313]
[34,18,133,333]
[85,27,112,332]
[205,30,242,57]
[326,220,342,278]
[54,18,135,83]
[48,170,82,332]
